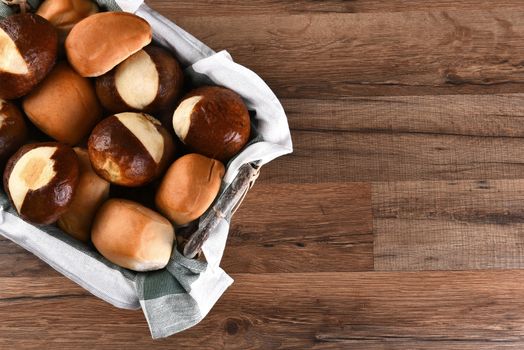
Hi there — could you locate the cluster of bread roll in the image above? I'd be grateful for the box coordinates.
[0,0,251,271]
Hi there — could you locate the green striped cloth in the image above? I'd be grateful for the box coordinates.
[0,0,292,339]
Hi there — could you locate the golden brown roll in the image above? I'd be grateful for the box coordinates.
[57,148,110,242]
[65,12,152,77]
[3,142,79,225]
[155,153,225,225]
[22,62,102,145]
[36,0,99,32]
[0,13,58,99]
[96,46,184,114]
[0,100,27,163]
[91,199,175,271]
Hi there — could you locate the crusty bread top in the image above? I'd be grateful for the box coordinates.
[22,62,102,145]
[65,12,152,77]
[37,0,99,31]
[91,199,174,271]
[156,153,225,225]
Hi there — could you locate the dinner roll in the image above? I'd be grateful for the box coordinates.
[3,142,79,225]
[96,46,184,113]
[65,12,152,77]
[91,199,175,271]
[58,148,110,242]
[0,100,27,163]
[23,62,102,145]
[0,13,58,99]
[172,86,251,162]
[37,0,99,33]
[155,153,225,225]
[88,112,175,187]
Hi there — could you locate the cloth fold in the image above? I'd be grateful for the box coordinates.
[0,0,292,338]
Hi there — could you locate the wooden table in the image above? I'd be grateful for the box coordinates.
[4,1,524,349]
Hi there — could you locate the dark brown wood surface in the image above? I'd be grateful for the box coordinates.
[4,0,524,349]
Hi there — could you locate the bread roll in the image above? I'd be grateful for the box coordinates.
[0,100,27,163]
[91,199,175,271]
[22,62,101,145]
[58,148,110,242]
[88,112,174,187]
[156,153,225,225]
[0,13,58,99]
[65,12,152,77]
[3,142,79,225]
[37,0,99,32]
[172,86,251,162]
[96,46,184,113]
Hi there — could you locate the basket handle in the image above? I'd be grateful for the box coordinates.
[183,163,260,259]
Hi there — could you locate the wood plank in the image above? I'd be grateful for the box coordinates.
[0,277,87,300]
[4,271,524,349]
[223,183,373,273]
[259,94,524,183]
[373,179,524,271]
[264,130,524,183]
[172,10,524,98]
[159,0,524,16]
[282,94,524,138]
[0,237,58,277]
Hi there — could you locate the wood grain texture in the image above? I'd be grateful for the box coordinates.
[0,237,57,277]
[4,272,524,349]
[0,277,88,299]
[223,183,373,273]
[152,0,524,16]
[374,179,524,270]
[173,10,524,98]
[3,0,524,348]
[261,94,524,183]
